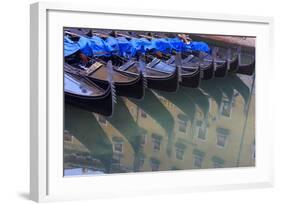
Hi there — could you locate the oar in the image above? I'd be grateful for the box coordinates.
[106,60,117,104]
[138,57,147,88]
[226,48,231,70]
[237,46,242,66]
[175,52,182,82]
[212,47,218,72]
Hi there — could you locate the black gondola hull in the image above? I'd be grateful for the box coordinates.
[237,60,255,75]
[113,72,145,99]
[85,68,145,99]
[214,62,227,78]
[65,82,114,117]
[201,63,214,80]
[180,69,201,88]
[228,56,239,73]
[146,67,179,92]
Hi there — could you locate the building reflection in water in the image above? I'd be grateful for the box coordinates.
[64,74,255,176]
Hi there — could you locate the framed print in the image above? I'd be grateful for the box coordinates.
[30,2,274,202]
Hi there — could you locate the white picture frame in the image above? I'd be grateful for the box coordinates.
[30,1,274,202]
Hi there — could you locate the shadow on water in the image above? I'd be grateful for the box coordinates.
[200,74,250,111]
[131,89,175,135]
[181,87,210,118]
[105,97,144,171]
[214,78,235,103]
[155,87,197,124]
[130,89,175,156]
[228,74,250,107]
[106,97,142,153]
[64,104,113,173]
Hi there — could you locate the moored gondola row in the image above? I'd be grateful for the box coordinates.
[64,28,255,116]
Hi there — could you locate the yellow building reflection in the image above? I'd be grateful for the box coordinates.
[64,74,255,175]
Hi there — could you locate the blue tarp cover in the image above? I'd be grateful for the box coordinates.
[168,37,187,52]
[189,41,210,53]
[116,37,136,57]
[87,36,112,56]
[64,35,211,58]
[130,38,154,54]
[64,36,81,57]
[78,37,93,57]
[151,38,171,53]
[105,36,120,55]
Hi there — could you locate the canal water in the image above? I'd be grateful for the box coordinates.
[64,73,255,176]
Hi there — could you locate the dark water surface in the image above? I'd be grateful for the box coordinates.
[64,73,255,176]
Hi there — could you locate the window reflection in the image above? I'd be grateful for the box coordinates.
[178,120,187,133]
[196,120,207,140]
[140,132,147,146]
[175,142,186,160]
[193,149,205,168]
[151,133,162,152]
[112,136,123,153]
[216,128,230,148]
[220,99,232,117]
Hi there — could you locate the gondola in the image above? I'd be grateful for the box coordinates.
[236,53,255,75]
[94,30,180,92]
[113,54,179,92]
[217,47,256,76]
[214,46,254,76]
[177,57,201,88]
[133,57,179,92]
[118,31,201,88]
[65,28,179,93]
[138,32,214,81]
[144,56,179,91]
[72,29,203,89]
[200,49,228,78]
[64,71,114,117]
[127,32,211,83]
[64,30,145,99]
[144,54,197,90]
[215,47,239,74]
[145,52,201,88]
[190,34,255,76]
[65,54,145,99]
[176,37,227,79]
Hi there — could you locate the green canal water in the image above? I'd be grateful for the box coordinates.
[64,73,255,176]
